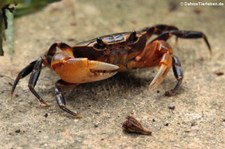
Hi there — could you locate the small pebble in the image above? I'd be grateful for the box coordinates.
[164,123,169,126]
[44,113,49,118]
[15,129,21,133]
[191,121,197,126]
[214,71,224,76]
[168,103,175,110]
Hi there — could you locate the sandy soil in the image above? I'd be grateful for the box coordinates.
[0,0,225,148]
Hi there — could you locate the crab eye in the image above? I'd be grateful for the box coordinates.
[128,31,138,43]
[94,38,107,49]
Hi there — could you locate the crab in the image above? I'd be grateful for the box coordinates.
[11,24,211,117]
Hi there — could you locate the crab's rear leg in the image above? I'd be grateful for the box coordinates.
[146,42,184,96]
[148,54,184,96]
[128,40,184,95]
[165,55,183,96]
[149,53,184,96]
[152,30,212,55]
[142,24,179,39]
[148,52,172,90]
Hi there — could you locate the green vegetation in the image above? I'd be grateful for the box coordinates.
[0,0,60,56]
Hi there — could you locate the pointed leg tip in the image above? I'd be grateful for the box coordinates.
[73,114,82,119]
[40,102,50,107]
[11,87,15,96]
[68,111,81,119]
[149,79,161,90]
[10,92,14,99]
[148,83,157,90]
[148,85,153,90]
[209,48,213,56]
[164,90,175,97]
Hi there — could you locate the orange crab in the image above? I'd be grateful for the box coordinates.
[11,24,211,116]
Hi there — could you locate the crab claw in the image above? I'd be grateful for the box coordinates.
[51,54,119,84]
[88,60,119,81]
[75,59,119,83]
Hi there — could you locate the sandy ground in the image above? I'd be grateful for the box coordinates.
[0,0,225,148]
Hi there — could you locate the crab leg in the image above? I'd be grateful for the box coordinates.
[55,80,79,117]
[151,30,212,55]
[165,55,183,96]
[12,43,73,105]
[47,43,74,57]
[11,57,48,106]
[143,24,179,39]
[51,52,119,84]
[149,52,172,89]
[51,55,119,116]
[28,57,49,106]
[11,60,36,96]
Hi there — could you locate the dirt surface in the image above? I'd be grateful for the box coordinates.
[0,0,225,148]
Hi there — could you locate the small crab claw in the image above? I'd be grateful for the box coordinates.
[149,64,169,89]
[51,55,119,84]
[149,52,172,89]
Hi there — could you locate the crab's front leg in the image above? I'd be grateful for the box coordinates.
[11,57,49,106]
[51,52,119,116]
[55,80,79,117]
[51,53,119,84]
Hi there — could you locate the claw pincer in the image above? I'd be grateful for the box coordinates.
[12,24,211,116]
[51,53,118,83]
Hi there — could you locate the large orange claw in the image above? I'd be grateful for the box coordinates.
[51,53,119,84]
